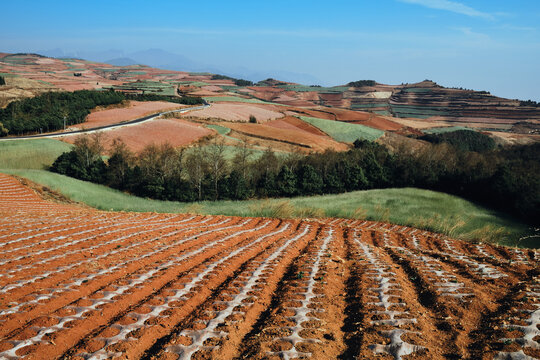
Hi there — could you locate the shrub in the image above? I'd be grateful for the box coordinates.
[249,115,257,123]
[235,79,253,87]
[347,80,376,87]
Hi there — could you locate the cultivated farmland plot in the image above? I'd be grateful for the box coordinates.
[0,173,538,359]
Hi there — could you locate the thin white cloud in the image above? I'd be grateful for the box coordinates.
[455,27,490,40]
[399,0,494,19]
[498,24,536,32]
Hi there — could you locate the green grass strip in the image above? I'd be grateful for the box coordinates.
[0,139,72,170]
[205,124,231,135]
[299,116,384,142]
[1,169,534,248]
[423,126,475,134]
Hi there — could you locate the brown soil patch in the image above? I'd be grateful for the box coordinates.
[183,103,284,122]
[223,121,349,152]
[63,118,212,152]
[266,116,328,136]
[291,107,403,131]
[73,101,186,130]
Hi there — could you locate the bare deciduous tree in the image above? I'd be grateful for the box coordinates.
[74,132,105,168]
[184,144,208,201]
[206,137,228,200]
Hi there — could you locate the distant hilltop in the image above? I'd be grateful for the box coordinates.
[1,52,539,133]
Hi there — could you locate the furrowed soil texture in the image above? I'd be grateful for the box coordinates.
[0,172,538,360]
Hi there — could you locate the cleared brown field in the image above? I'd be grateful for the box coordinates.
[266,116,328,136]
[223,120,349,152]
[62,118,212,152]
[0,173,538,359]
[183,103,284,122]
[76,101,187,130]
[290,107,404,131]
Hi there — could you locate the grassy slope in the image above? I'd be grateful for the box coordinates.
[299,116,384,142]
[1,169,534,248]
[0,139,72,169]
[205,124,231,135]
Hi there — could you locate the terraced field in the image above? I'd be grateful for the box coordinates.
[0,173,538,359]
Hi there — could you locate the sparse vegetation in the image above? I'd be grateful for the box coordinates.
[520,99,539,107]
[211,74,234,81]
[0,76,6,85]
[234,79,254,86]
[418,130,496,152]
[209,75,253,86]
[347,80,376,87]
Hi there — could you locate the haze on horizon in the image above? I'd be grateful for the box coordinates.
[2,0,539,101]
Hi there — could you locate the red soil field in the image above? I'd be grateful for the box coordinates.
[266,115,329,136]
[183,103,284,122]
[75,101,187,130]
[295,107,404,131]
[0,173,538,360]
[62,118,212,152]
[223,121,349,152]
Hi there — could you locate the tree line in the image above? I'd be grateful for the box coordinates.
[51,133,539,225]
[0,90,203,136]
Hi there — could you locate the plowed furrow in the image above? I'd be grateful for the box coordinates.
[72,223,313,360]
[0,216,220,300]
[0,213,138,254]
[0,215,202,281]
[339,228,365,360]
[467,274,539,360]
[0,213,185,262]
[0,213,95,240]
[238,227,347,360]
[352,231,444,359]
[0,215,206,286]
[0,218,251,335]
[0,220,283,359]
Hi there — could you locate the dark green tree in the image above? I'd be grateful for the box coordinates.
[298,164,323,195]
[276,166,297,196]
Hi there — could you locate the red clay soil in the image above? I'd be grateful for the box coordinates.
[74,101,187,130]
[294,107,404,131]
[0,173,538,360]
[183,103,284,122]
[223,121,349,152]
[62,118,212,152]
[266,116,328,136]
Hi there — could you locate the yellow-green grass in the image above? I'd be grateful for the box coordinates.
[205,124,231,135]
[299,116,384,142]
[1,169,535,248]
[0,139,72,170]
[423,126,474,134]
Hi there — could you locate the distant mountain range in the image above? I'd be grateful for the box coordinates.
[37,48,321,85]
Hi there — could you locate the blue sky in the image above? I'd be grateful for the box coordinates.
[1,0,539,100]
